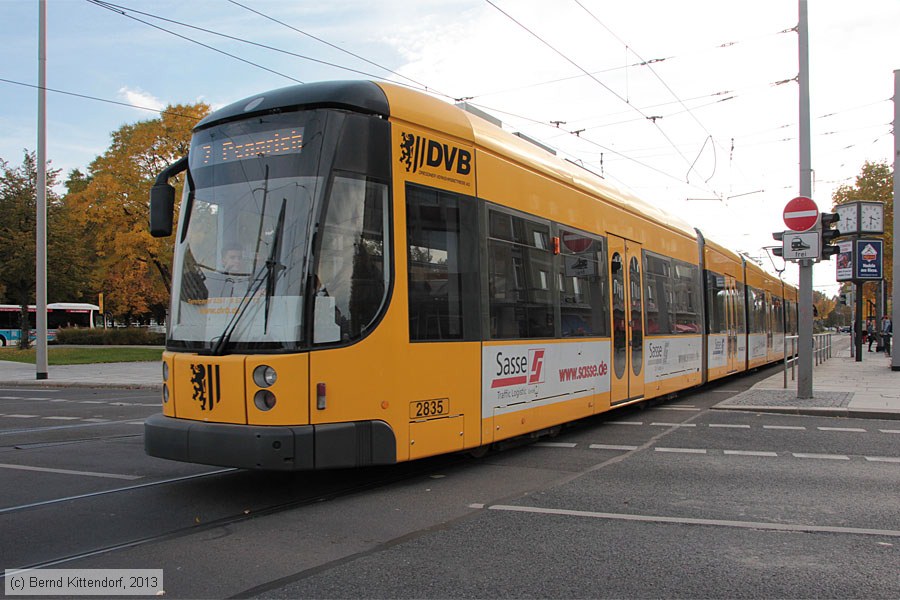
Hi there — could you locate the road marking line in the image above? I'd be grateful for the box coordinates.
[792,453,850,460]
[864,456,900,463]
[590,444,639,451]
[4,414,37,418]
[485,504,900,538]
[817,427,866,432]
[709,424,751,428]
[43,416,79,421]
[724,450,779,457]
[764,425,806,430]
[879,429,900,434]
[82,418,109,422]
[79,401,105,404]
[655,447,707,454]
[651,422,697,427]
[657,407,702,411]
[533,442,577,448]
[605,421,643,426]
[0,463,141,480]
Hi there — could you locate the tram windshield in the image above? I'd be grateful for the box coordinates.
[168,110,390,353]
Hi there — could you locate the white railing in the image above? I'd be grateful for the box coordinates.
[783,333,832,388]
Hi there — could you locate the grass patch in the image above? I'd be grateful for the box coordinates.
[0,347,163,365]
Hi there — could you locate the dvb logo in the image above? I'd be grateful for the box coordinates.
[399,132,471,176]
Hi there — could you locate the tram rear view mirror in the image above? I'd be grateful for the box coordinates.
[149,155,189,238]
[149,183,175,237]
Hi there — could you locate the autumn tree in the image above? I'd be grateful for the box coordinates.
[831,161,893,313]
[0,151,93,348]
[65,103,209,323]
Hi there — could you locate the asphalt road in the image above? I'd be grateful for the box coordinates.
[0,369,898,599]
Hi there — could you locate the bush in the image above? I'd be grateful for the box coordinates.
[55,327,165,346]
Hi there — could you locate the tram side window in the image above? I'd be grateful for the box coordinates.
[558,230,609,337]
[772,296,785,333]
[487,208,553,338]
[644,253,673,334]
[673,260,701,333]
[748,287,767,333]
[406,184,479,341]
[706,271,727,334]
[735,281,747,333]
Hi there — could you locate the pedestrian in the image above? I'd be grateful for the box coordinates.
[882,315,892,357]
[867,318,876,351]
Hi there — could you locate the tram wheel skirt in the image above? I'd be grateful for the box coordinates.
[144,413,396,471]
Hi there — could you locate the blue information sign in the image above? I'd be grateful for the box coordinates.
[854,239,882,280]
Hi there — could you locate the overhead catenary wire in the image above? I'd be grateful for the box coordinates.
[0,77,201,120]
[225,0,442,96]
[484,0,715,188]
[86,0,457,101]
[85,0,305,85]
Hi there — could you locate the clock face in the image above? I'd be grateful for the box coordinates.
[860,203,884,233]
[837,204,858,234]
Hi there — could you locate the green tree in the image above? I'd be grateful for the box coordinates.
[0,151,92,348]
[831,161,893,311]
[65,103,209,323]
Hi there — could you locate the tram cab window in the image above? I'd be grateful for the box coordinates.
[406,184,479,341]
[314,175,388,344]
[487,208,553,339]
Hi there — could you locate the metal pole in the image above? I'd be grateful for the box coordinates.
[797,0,813,397]
[35,0,48,380]
[892,69,900,370]
[855,281,864,361]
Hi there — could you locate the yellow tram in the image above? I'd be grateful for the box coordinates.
[145,81,797,470]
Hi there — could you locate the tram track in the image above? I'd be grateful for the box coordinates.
[1,454,467,577]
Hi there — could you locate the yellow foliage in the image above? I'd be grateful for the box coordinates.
[65,103,210,318]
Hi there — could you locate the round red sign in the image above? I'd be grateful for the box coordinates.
[783,196,819,232]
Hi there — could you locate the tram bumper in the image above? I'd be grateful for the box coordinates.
[144,413,396,471]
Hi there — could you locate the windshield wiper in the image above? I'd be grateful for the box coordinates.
[264,198,287,334]
[205,198,287,355]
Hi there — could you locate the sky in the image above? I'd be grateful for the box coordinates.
[2,0,899,297]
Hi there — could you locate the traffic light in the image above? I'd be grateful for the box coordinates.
[820,212,840,260]
[771,231,784,257]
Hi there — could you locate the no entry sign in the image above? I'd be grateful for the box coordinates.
[783,196,819,232]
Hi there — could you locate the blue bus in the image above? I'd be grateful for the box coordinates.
[0,303,100,346]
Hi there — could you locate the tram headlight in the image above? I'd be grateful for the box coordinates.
[162,362,169,381]
[253,365,277,388]
[254,389,277,411]
[162,384,169,403]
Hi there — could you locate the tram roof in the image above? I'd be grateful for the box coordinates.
[377,82,699,240]
[198,80,699,240]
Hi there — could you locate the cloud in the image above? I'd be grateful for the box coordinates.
[117,86,165,112]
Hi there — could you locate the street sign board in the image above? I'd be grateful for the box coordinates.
[783,196,819,232]
[855,239,883,280]
[835,240,853,281]
[782,231,820,260]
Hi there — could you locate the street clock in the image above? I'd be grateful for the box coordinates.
[834,201,884,235]
[836,203,858,234]
[860,201,884,233]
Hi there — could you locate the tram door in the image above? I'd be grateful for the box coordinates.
[725,276,739,374]
[608,236,644,404]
